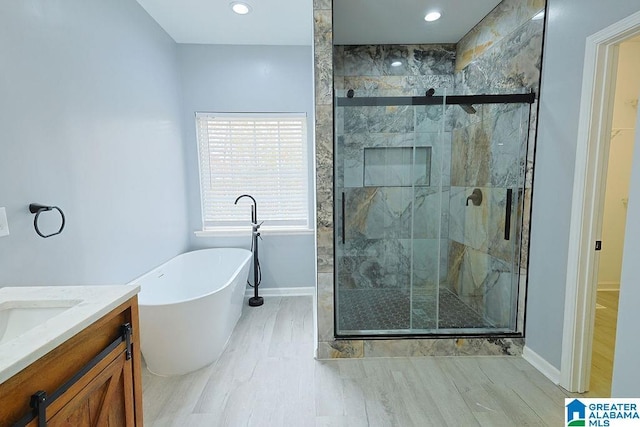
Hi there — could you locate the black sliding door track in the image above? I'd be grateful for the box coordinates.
[336,92,536,107]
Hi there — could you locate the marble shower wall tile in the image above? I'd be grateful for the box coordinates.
[342,187,446,241]
[314,9,333,105]
[337,44,456,98]
[517,270,527,332]
[333,45,344,78]
[457,18,544,95]
[456,0,545,72]
[489,104,529,188]
[317,227,334,274]
[451,121,492,187]
[342,75,454,97]
[317,273,335,342]
[484,269,515,327]
[519,188,532,270]
[448,187,489,252]
[316,104,334,229]
[337,238,412,290]
[448,186,517,263]
[342,133,416,188]
[344,187,406,240]
[340,131,451,189]
[363,146,431,187]
[341,44,456,78]
[440,239,450,285]
[451,104,529,189]
[335,135,345,189]
[341,45,384,77]
[412,238,441,291]
[447,240,466,296]
[446,242,517,326]
[313,0,331,10]
[486,187,519,263]
[317,340,364,359]
[413,187,448,240]
[344,105,415,134]
[525,101,538,189]
[415,105,456,133]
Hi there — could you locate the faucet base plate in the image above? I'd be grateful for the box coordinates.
[249,296,264,307]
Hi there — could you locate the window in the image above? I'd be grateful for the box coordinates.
[195,112,309,231]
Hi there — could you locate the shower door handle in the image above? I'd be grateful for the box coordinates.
[504,188,512,240]
[341,192,346,245]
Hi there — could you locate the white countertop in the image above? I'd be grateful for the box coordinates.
[0,285,140,384]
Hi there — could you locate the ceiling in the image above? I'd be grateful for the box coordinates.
[135,0,314,45]
[334,0,503,45]
[136,0,502,46]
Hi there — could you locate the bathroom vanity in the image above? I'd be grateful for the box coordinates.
[0,285,143,426]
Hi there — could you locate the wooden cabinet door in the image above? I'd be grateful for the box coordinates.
[45,343,135,427]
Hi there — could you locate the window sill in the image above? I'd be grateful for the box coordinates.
[194,227,315,238]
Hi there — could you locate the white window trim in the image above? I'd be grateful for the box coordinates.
[194,227,315,238]
[195,112,311,233]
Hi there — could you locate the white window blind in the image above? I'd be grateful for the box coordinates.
[195,112,309,230]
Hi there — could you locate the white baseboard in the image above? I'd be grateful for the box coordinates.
[245,286,314,297]
[523,346,561,385]
[597,282,620,291]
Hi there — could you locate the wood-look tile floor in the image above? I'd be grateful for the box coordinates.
[584,290,620,397]
[142,296,572,426]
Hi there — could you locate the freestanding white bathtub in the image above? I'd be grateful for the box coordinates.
[132,248,252,376]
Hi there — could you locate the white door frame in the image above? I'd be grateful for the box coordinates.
[561,11,640,393]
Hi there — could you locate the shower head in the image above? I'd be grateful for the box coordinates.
[459,104,477,114]
[425,88,436,97]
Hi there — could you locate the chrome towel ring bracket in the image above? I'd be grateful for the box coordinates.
[29,203,66,238]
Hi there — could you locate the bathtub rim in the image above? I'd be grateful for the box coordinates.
[128,248,252,308]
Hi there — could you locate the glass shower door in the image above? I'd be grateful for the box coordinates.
[335,93,532,337]
[441,101,531,333]
[335,100,446,335]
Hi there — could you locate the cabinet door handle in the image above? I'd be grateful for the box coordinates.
[505,188,512,241]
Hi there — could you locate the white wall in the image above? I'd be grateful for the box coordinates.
[178,44,316,289]
[526,0,640,369]
[0,0,189,285]
[597,41,640,289]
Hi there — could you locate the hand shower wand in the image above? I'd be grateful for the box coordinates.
[234,194,264,307]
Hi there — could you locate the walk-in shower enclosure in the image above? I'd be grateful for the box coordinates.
[319,0,546,352]
[334,90,534,337]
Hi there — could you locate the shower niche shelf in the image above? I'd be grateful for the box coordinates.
[363,146,431,187]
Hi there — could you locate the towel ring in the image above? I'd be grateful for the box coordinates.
[29,203,66,238]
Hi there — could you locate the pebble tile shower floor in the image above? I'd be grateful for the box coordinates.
[337,288,492,332]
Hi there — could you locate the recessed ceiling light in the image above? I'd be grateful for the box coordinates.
[230,1,251,15]
[532,10,545,20]
[424,11,442,22]
[391,61,403,67]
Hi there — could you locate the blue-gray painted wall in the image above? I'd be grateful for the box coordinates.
[178,44,316,289]
[527,0,640,376]
[0,0,189,285]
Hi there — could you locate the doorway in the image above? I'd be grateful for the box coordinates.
[561,13,640,394]
[587,36,640,397]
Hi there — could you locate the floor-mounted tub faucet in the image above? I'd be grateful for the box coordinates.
[234,194,264,307]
